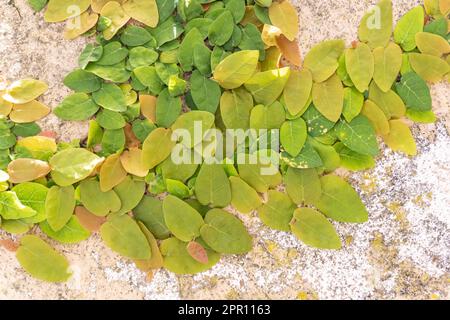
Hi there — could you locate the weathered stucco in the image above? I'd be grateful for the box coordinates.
[0,0,448,300]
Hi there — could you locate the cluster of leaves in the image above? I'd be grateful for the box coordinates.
[4,0,448,282]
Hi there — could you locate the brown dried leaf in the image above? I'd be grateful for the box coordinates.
[74,206,106,233]
[276,34,302,66]
[186,241,209,264]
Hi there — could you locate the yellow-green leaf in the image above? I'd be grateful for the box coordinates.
[16,235,71,282]
[416,32,450,57]
[358,0,393,49]
[304,40,345,83]
[10,100,50,123]
[394,6,424,51]
[100,214,151,259]
[2,79,48,104]
[283,69,312,116]
[142,128,175,170]
[99,153,127,192]
[382,120,417,155]
[101,1,131,40]
[313,175,368,223]
[373,42,402,92]
[312,74,344,122]
[345,42,374,92]
[45,185,76,232]
[244,67,290,105]
[268,1,299,41]
[361,100,390,135]
[408,53,450,83]
[44,0,90,22]
[213,50,259,89]
[122,0,159,27]
[290,208,341,250]
[63,11,99,40]
[229,176,262,214]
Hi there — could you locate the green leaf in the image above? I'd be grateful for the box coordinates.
[280,118,307,157]
[79,44,103,69]
[27,0,48,12]
[113,176,146,215]
[225,0,246,23]
[163,195,204,241]
[200,208,252,254]
[12,182,48,224]
[16,235,71,282]
[334,142,375,171]
[101,128,125,155]
[195,163,231,208]
[128,47,159,69]
[190,70,221,113]
[134,195,170,239]
[12,122,41,137]
[79,179,121,216]
[358,0,393,49]
[208,11,234,46]
[40,216,90,244]
[334,115,379,156]
[0,191,36,220]
[161,237,220,274]
[290,208,342,250]
[342,87,364,122]
[229,176,262,214]
[304,40,345,83]
[151,16,184,46]
[257,190,295,231]
[220,87,254,130]
[92,83,127,112]
[312,74,344,122]
[85,61,131,83]
[394,6,424,51]
[178,28,204,72]
[45,185,75,232]
[134,66,164,95]
[96,109,126,130]
[238,155,282,192]
[313,175,369,223]
[96,41,128,66]
[395,72,432,111]
[100,214,151,259]
[171,110,215,148]
[193,44,212,76]
[120,25,153,46]
[155,89,181,127]
[213,50,259,89]
[250,101,285,130]
[0,129,16,150]
[284,167,322,205]
[244,67,290,105]
[50,148,103,186]
[238,23,266,61]
[345,42,374,92]
[63,69,101,93]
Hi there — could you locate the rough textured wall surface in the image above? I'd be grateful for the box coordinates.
[0,0,449,300]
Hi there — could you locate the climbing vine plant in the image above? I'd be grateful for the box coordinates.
[0,0,448,282]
